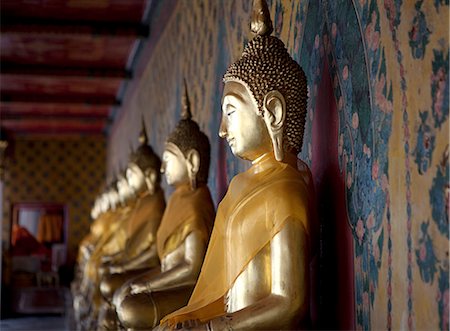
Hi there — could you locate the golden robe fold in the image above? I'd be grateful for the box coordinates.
[163,153,313,326]
[111,189,166,263]
[156,183,215,260]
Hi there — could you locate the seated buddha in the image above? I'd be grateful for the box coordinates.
[73,185,124,330]
[82,179,135,291]
[72,193,116,297]
[77,180,137,330]
[160,0,317,329]
[114,83,215,330]
[73,194,108,292]
[97,131,166,330]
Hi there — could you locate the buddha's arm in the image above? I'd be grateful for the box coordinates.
[130,231,206,294]
[110,243,158,273]
[101,230,127,256]
[78,242,94,265]
[209,220,310,330]
[101,250,123,264]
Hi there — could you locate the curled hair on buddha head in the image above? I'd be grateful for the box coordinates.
[129,120,162,184]
[166,79,211,184]
[223,0,308,154]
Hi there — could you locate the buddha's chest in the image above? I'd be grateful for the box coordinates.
[226,243,272,313]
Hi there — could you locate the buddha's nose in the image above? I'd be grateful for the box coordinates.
[219,114,227,138]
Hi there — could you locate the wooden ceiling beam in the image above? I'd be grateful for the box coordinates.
[0,102,111,119]
[7,132,106,139]
[0,74,123,100]
[1,119,107,134]
[0,63,131,78]
[1,0,150,24]
[1,20,149,38]
[1,93,120,105]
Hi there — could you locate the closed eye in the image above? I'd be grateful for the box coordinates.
[227,110,235,116]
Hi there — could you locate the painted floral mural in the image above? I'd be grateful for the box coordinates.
[431,49,449,129]
[408,0,430,60]
[414,111,435,174]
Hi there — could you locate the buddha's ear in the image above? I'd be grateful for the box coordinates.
[262,90,286,161]
[186,149,200,190]
[144,168,156,195]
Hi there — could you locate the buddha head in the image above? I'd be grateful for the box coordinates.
[97,193,109,215]
[90,196,102,219]
[117,172,134,205]
[126,125,162,195]
[161,81,210,190]
[107,183,120,211]
[220,0,307,162]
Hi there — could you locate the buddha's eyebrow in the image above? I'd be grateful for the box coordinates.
[222,91,245,104]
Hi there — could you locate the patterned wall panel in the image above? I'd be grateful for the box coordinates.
[108,0,449,329]
[2,137,106,260]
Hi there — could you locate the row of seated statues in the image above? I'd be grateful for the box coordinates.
[71,1,318,329]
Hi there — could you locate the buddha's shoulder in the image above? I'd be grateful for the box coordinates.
[269,164,311,191]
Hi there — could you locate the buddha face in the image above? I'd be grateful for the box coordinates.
[98,194,110,214]
[117,176,134,202]
[161,142,189,187]
[107,188,120,210]
[90,198,100,219]
[99,193,110,213]
[220,81,272,161]
[126,163,146,193]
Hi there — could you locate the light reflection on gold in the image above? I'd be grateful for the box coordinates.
[160,0,316,329]
[114,82,215,330]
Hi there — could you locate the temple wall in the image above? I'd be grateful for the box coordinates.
[1,138,106,261]
[107,0,449,329]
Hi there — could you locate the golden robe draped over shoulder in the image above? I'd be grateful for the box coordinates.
[111,189,166,263]
[77,211,113,265]
[156,183,215,260]
[84,203,134,282]
[163,153,314,326]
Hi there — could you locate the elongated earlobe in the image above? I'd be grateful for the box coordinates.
[144,170,156,195]
[186,149,200,190]
[262,90,286,161]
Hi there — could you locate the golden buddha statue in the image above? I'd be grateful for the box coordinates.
[97,131,166,330]
[74,194,106,283]
[72,193,108,307]
[82,181,134,289]
[73,185,124,330]
[77,180,137,330]
[99,129,164,270]
[161,0,317,329]
[114,82,215,330]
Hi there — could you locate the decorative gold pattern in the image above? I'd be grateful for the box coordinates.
[2,138,106,259]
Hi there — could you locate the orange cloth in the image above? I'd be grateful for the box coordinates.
[156,183,215,260]
[11,224,49,256]
[37,213,63,243]
[163,153,314,326]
